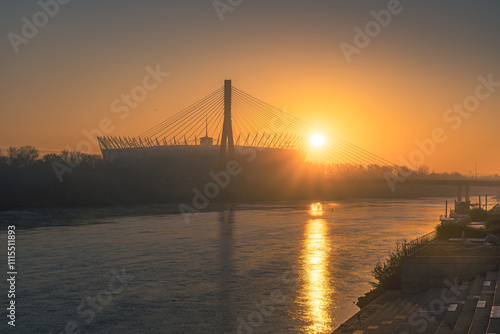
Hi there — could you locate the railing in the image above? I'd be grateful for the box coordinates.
[415,243,500,257]
[403,231,437,256]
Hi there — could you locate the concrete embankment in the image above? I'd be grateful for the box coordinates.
[334,239,500,334]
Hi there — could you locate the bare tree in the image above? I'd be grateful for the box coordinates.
[417,165,430,177]
[7,146,40,167]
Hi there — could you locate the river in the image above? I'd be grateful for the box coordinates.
[0,198,455,333]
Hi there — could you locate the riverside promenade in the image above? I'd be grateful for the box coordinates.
[334,236,500,334]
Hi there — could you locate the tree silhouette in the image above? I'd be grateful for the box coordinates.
[0,145,498,209]
[7,146,40,167]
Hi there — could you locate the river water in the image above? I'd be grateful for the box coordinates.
[0,198,454,333]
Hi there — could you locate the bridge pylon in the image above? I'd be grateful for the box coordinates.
[219,79,235,167]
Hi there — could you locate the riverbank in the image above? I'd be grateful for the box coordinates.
[0,176,462,210]
[333,206,500,333]
[333,242,500,334]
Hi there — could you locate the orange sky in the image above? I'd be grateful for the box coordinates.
[1,1,499,174]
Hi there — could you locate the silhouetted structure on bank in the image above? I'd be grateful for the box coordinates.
[98,80,308,180]
[97,80,397,181]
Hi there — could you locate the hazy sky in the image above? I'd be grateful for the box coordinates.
[1,0,499,174]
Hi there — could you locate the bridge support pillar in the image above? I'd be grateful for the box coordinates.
[219,80,235,167]
[465,185,470,204]
[457,185,462,203]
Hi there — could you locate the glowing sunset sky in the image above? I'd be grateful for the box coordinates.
[1,0,499,174]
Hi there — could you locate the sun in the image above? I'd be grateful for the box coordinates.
[311,134,324,147]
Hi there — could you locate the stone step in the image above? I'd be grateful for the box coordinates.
[370,292,424,334]
[392,288,448,334]
[486,309,500,334]
[435,280,473,334]
[423,281,470,334]
[362,295,410,333]
[492,267,500,306]
[467,270,497,334]
[380,295,416,323]
[367,297,405,328]
[486,270,499,282]
[333,289,400,333]
[358,300,394,330]
[485,267,500,333]
[451,274,485,334]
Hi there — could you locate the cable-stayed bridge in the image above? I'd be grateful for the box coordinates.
[95,80,500,211]
[98,80,398,179]
[97,80,500,200]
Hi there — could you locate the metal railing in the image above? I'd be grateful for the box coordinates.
[415,243,500,257]
[403,231,437,256]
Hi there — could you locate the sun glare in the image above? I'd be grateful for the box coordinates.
[310,202,323,216]
[311,134,324,147]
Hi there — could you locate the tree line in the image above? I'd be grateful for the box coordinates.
[0,146,180,209]
[1,146,498,209]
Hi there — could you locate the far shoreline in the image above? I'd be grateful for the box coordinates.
[0,196,452,230]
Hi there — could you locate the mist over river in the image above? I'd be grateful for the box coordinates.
[0,198,456,333]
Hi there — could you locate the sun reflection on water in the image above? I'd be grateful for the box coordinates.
[310,202,324,216]
[297,215,334,333]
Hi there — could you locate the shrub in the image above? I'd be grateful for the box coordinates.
[357,287,385,309]
[357,242,406,308]
[436,221,468,239]
[470,208,490,222]
[486,215,500,234]
[435,220,485,240]
[371,241,405,290]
